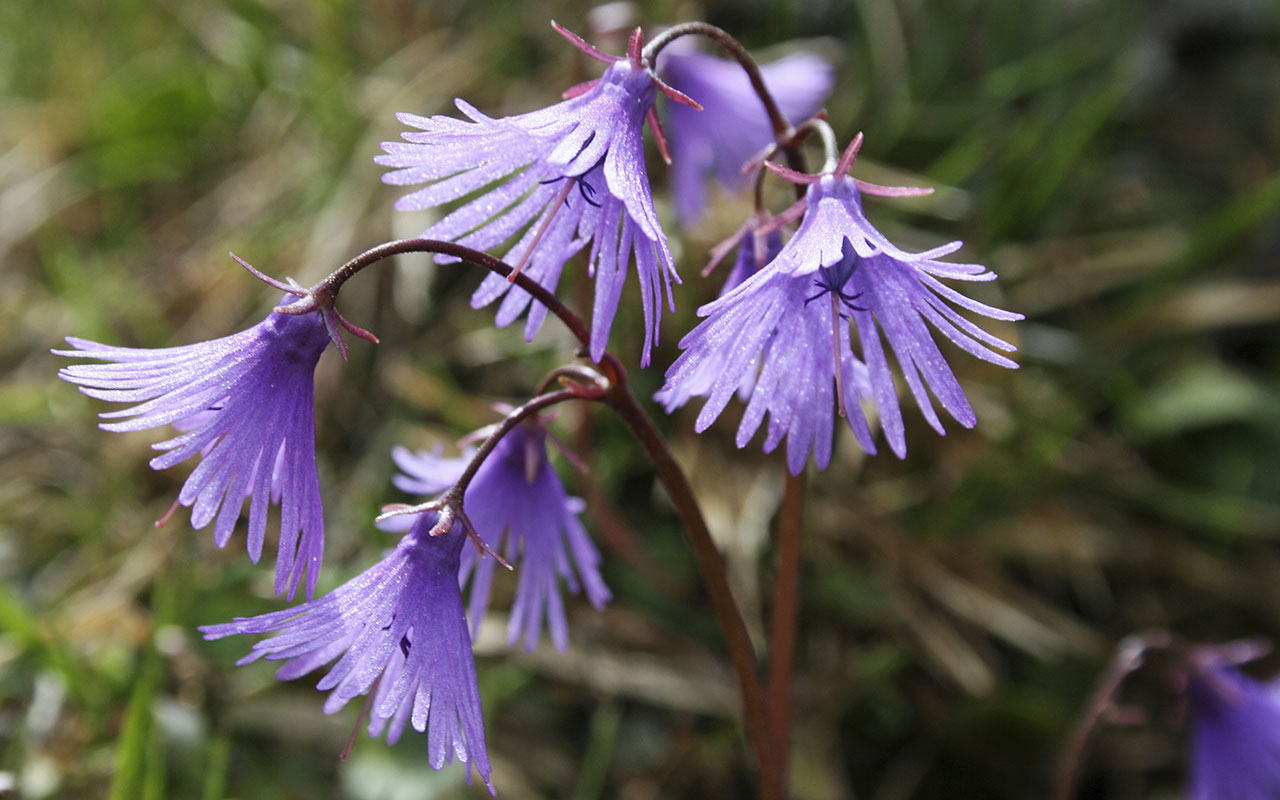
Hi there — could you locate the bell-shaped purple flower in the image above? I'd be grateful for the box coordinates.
[201,513,493,794]
[1187,653,1280,800]
[658,46,834,225]
[393,422,610,652]
[663,167,1021,469]
[376,26,681,366]
[654,226,782,413]
[55,299,332,599]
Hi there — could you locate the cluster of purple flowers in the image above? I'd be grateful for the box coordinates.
[55,20,1022,793]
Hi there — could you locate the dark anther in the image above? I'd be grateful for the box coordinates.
[538,174,603,208]
[805,238,866,313]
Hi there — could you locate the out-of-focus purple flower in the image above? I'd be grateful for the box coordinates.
[1186,653,1280,800]
[201,513,493,794]
[376,26,681,366]
[658,46,834,225]
[662,164,1020,469]
[653,226,782,412]
[393,422,610,651]
[55,299,332,599]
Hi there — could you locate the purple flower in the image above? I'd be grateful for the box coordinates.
[201,513,494,794]
[653,226,781,413]
[658,46,834,224]
[662,162,1021,469]
[55,299,332,599]
[1187,654,1280,800]
[376,26,682,366]
[393,422,610,651]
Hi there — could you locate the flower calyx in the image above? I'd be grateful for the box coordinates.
[232,252,379,360]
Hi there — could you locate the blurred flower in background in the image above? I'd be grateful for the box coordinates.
[658,42,834,225]
[1186,650,1280,800]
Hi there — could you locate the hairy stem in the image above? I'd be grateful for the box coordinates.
[768,469,807,781]
[597,352,784,800]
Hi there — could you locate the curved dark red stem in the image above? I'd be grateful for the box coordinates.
[282,238,592,348]
[285,237,782,798]
[596,352,784,800]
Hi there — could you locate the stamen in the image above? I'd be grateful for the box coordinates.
[509,178,577,282]
[550,21,619,64]
[574,176,602,207]
[834,132,864,177]
[804,255,867,313]
[645,107,672,165]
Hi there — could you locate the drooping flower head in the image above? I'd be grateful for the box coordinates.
[201,513,493,794]
[658,44,834,225]
[653,224,782,413]
[377,24,695,366]
[55,294,335,599]
[392,419,610,652]
[662,135,1021,470]
[1186,649,1280,800]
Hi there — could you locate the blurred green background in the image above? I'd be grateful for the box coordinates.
[3,0,1280,798]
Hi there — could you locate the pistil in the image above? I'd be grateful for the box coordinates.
[509,178,577,282]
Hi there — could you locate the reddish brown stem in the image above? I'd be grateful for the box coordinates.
[284,238,780,797]
[377,387,588,532]
[768,469,807,781]
[278,238,592,349]
[598,353,783,800]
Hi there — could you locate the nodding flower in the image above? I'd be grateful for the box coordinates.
[391,419,610,652]
[202,513,494,794]
[662,136,1021,469]
[56,294,333,599]
[377,23,698,367]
